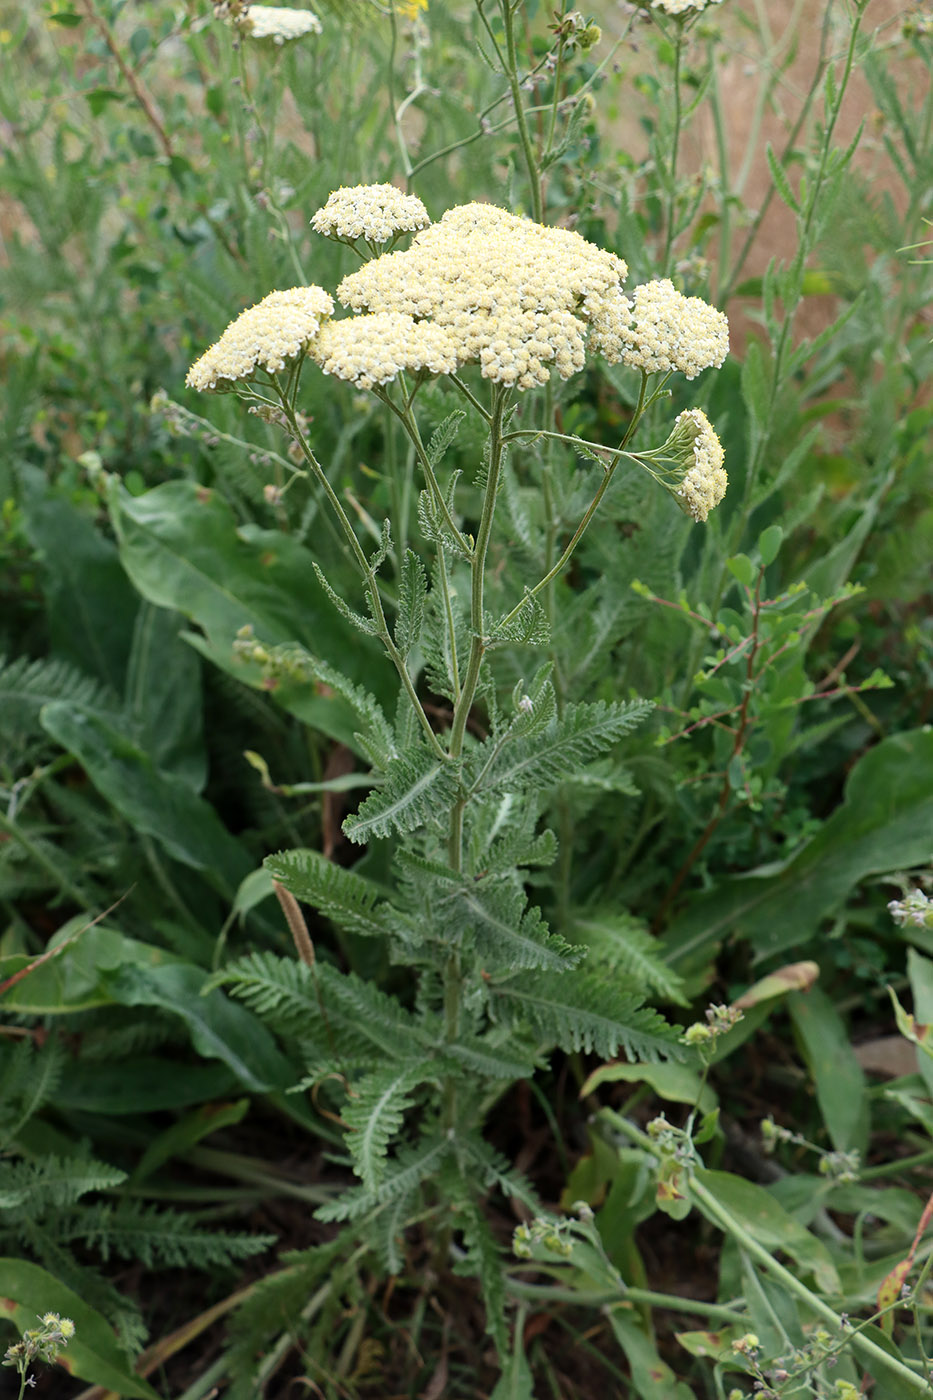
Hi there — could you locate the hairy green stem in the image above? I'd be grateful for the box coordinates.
[279,394,446,760]
[500,0,544,222]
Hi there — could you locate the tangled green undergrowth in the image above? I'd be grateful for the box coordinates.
[1,0,933,1396]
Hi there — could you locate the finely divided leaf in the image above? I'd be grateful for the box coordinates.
[343,748,459,844]
[395,549,428,659]
[478,699,653,797]
[264,848,393,941]
[489,973,679,1061]
[343,1062,437,1192]
[447,881,583,974]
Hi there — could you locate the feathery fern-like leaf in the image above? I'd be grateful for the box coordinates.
[343,747,460,844]
[343,1062,438,1192]
[0,654,117,742]
[571,909,688,1005]
[395,549,428,659]
[71,1201,274,1268]
[210,952,427,1061]
[444,880,583,974]
[0,1154,125,1212]
[315,1133,451,1222]
[488,972,679,1062]
[477,698,653,797]
[264,848,394,940]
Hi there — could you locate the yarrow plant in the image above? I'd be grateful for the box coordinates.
[178,181,733,1365]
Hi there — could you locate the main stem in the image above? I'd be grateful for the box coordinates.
[442,388,509,1142]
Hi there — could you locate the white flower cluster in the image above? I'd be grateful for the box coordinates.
[335,202,629,391]
[650,0,723,16]
[314,312,458,390]
[311,184,431,245]
[673,409,727,522]
[186,286,333,391]
[889,890,933,929]
[600,278,729,380]
[238,5,322,42]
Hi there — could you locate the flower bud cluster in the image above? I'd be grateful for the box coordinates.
[3,1312,75,1379]
[513,1214,577,1260]
[185,286,334,391]
[597,278,729,380]
[311,184,430,245]
[681,1001,743,1047]
[888,889,933,929]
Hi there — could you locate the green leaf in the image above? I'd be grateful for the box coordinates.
[788,986,868,1155]
[694,1168,840,1295]
[23,470,138,692]
[0,1259,159,1398]
[740,339,769,433]
[264,848,392,940]
[477,699,653,797]
[725,553,756,588]
[581,1061,716,1113]
[105,962,297,1094]
[40,702,252,893]
[570,909,687,1004]
[395,549,428,658]
[125,602,206,791]
[0,921,171,1015]
[52,1056,237,1115]
[758,524,783,567]
[766,141,799,213]
[663,728,933,970]
[607,1312,694,1400]
[109,480,380,702]
[489,974,679,1062]
[343,1063,436,1192]
[130,1100,250,1185]
[447,882,582,974]
[343,748,460,844]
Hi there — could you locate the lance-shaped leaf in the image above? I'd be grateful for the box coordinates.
[343,748,459,844]
[264,848,394,941]
[343,1062,438,1192]
[488,973,679,1062]
[477,698,653,797]
[444,880,583,974]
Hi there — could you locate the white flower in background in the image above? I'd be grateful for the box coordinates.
[598,278,729,380]
[311,184,431,245]
[186,286,333,391]
[650,0,723,16]
[234,5,322,43]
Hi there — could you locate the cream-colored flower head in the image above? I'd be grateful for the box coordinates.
[186,286,333,392]
[313,313,458,390]
[650,0,723,16]
[598,278,729,380]
[311,184,431,245]
[236,5,322,42]
[335,201,628,391]
[637,408,726,522]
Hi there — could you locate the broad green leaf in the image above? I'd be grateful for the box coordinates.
[694,1169,840,1295]
[0,921,173,1014]
[607,1311,694,1400]
[40,702,252,893]
[726,553,756,588]
[52,1055,238,1114]
[104,962,297,1093]
[0,1259,159,1398]
[581,1061,716,1112]
[130,1098,250,1183]
[22,470,138,692]
[125,602,206,791]
[788,986,868,1155]
[663,729,933,970]
[906,949,933,1101]
[758,524,783,566]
